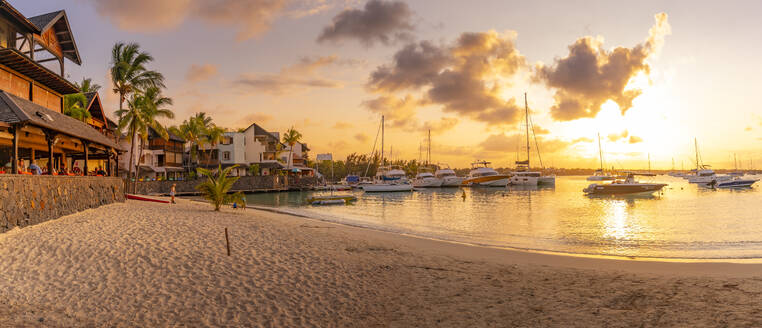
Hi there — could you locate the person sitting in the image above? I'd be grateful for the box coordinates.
[28,161,42,175]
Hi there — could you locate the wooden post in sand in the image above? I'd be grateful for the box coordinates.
[225,228,231,256]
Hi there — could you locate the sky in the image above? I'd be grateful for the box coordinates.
[14,0,762,169]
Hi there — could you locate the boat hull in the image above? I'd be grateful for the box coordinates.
[439,176,464,187]
[413,178,443,188]
[586,176,615,181]
[712,179,759,188]
[583,183,667,195]
[362,184,413,192]
[688,175,731,184]
[538,176,556,185]
[463,175,510,187]
[510,176,538,186]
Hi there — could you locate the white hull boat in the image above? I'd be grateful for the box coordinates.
[413,171,442,188]
[463,161,510,187]
[435,166,464,187]
[362,183,413,192]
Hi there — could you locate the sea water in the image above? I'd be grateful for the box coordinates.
[244,176,762,259]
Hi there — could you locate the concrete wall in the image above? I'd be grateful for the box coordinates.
[134,175,319,195]
[0,175,125,233]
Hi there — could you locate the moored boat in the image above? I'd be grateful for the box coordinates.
[435,165,464,187]
[583,172,667,195]
[510,93,555,186]
[462,161,510,187]
[704,177,759,189]
[413,170,442,188]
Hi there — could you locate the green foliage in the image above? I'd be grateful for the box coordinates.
[75,77,101,93]
[247,163,261,176]
[63,93,91,122]
[282,127,303,168]
[196,165,245,211]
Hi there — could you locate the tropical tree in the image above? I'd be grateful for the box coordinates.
[204,125,226,166]
[75,77,101,93]
[63,93,91,122]
[196,164,245,211]
[247,163,260,176]
[132,87,174,185]
[282,127,303,168]
[116,95,146,186]
[171,112,213,168]
[110,42,165,119]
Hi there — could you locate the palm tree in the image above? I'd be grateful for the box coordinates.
[63,93,91,122]
[204,125,225,166]
[115,95,147,187]
[132,87,174,185]
[75,78,101,93]
[282,127,303,168]
[196,164,245,211]
[110,42,165,121]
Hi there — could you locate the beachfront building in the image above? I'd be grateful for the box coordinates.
[0,2,122,175]
[118,127,185,181]
[279,141,314,176]
[198,122,289,176]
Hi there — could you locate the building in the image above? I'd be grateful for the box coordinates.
[0,1,122,175]
[199,122,289,176]
[118,127,185,180]
[280,141,313,176]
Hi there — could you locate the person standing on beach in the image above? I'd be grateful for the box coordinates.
[170,184,176,204]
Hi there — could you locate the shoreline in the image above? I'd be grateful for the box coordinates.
[3,198,762,326]
[243,202,762,268]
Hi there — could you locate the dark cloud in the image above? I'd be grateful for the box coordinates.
[534,13,670,121]
[367,31,526,126]
[421,117,459,135]
[317,0,415,46]
[354,133,370,143]
[362,95,419,129]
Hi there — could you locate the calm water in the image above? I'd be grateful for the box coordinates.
[244,176,762,259]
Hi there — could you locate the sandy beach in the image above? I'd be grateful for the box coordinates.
[1,199,762,327]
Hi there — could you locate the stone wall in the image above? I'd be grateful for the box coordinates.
[0,175,125,233]
[133,175,320,195]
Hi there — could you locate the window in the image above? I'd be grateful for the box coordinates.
[223,151,231,161]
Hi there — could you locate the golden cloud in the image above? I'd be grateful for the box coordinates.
[186,64,218,82]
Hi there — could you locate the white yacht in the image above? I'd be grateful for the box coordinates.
[686,139,731,184]
[435,165,464,187]
[413,169,442,188]
[587,133,615,181]
[462,161,510,187]
[511,93,555,186]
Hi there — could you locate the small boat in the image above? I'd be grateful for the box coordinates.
[126,194,170,204]
[362,115,413,192]
[435,164,464,187]
[587,134,615,181]
[583,172,667,195]
[413,170,442,188]
[705,177,759,189]
[307,195,357,205]
[462,161,510,187]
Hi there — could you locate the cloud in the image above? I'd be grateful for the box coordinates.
[332,121,352,129]
[317,0,414,46]
[572,137,593,143]
[367,31,527,126]
[186,64,218,82]
[354,133,370,143]
[88,0,330,40]
[422,117,459,135]
[628,135,643,144]
[241,112,273,124]
[478,133,571,154]
[234,56,343,94]
[362,95,419,129]
[532,125,550,135]
[607,130,629,142]
[745,126,752,132]
[533,13,671,121]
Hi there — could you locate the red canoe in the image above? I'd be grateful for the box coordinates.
[126,194,170,204]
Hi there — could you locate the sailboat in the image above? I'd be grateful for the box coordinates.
[587,133,615,181]
[686,138,731,184]
[413,129,443,188]
[510,93,555,186]
[363,115,413,192]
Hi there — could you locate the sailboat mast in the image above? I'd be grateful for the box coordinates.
[524,92,530,167]
[381,115,385,165]
[427,129,431,166]
[694,138,699,170]
[598,133,603,171]
[648,153,651,172]
[734,153,738,171]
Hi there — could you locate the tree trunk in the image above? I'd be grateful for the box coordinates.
[135,137,145,193]
[127,127,136,194]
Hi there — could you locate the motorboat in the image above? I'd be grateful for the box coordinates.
[462,161,510,187]
[686,168,731,184]
[510,93,555,186]
[435,165,464,187]
[307,195,357,205]
[704,177,759,189]
[583,172,667,195]
[413,170,442,188]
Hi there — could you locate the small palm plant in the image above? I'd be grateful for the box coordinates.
[196,164,245,211]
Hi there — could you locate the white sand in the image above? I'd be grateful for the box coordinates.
[1,198,762,327]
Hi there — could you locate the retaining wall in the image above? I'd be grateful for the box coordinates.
[0,175,125,232]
